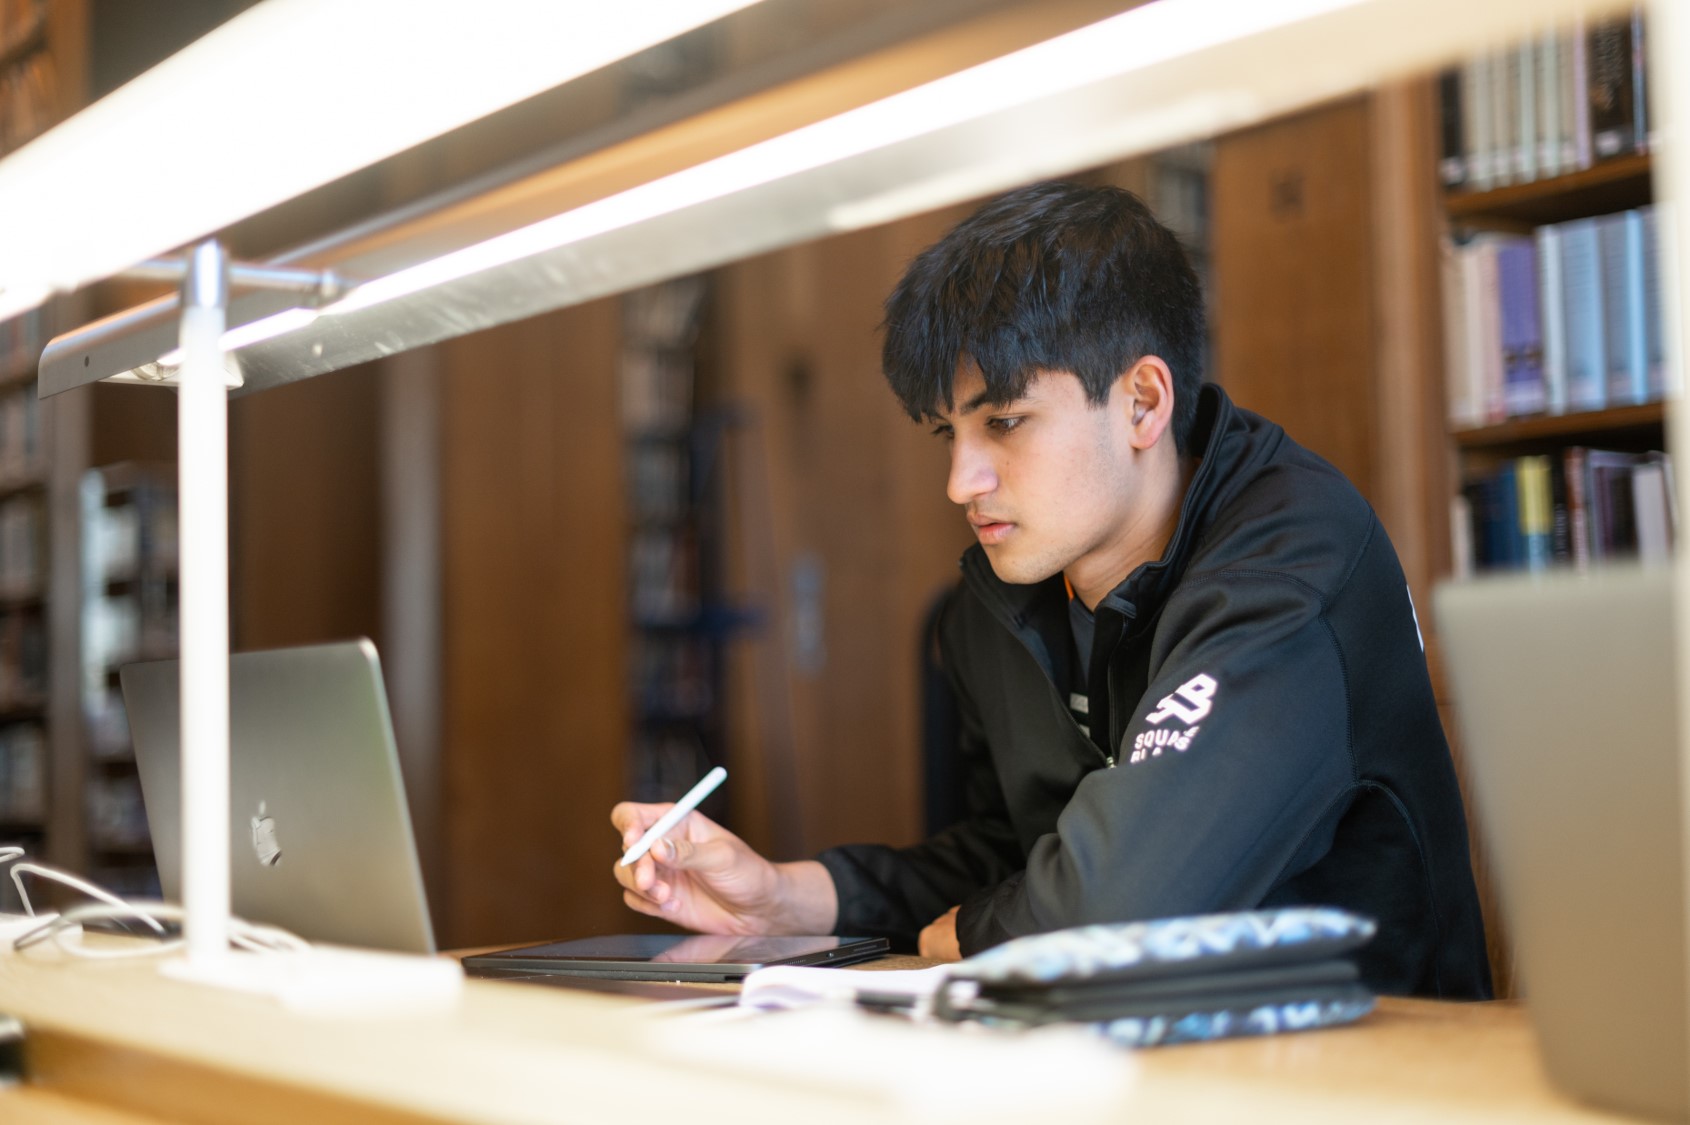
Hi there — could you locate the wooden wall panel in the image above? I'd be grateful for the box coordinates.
[437,300,629,948]
[712,212,975,862]
[1211,98,1378,501]
[229,368,383,653]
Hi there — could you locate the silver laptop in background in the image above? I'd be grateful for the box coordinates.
[122,639,436,955]
[1435,566,1688,1121]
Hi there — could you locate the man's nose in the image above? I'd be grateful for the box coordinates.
[946,440,996,506]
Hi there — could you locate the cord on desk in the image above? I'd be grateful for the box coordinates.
[0,845,310,961]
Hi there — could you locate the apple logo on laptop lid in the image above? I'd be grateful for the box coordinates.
[251,801,282,867]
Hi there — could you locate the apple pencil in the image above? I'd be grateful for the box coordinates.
[619,766,728,867]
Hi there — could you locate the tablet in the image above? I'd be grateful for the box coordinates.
[461,933,889,981]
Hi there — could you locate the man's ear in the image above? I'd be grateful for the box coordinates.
[1121,357,1176,451]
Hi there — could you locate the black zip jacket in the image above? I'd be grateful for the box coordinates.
[819,384,1493,999]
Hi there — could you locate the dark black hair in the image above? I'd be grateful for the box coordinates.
[881,181,1205,453]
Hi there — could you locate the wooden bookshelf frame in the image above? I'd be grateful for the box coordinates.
[1452,401,1667,449]
[1444,153,1652,229]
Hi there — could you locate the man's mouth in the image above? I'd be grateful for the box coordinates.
[969,515,1014,545]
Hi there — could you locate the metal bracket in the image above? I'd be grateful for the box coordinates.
[125,257,350,302]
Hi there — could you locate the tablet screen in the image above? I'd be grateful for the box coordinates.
[462,933,888,979]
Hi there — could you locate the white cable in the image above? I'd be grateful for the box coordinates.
[0,846,311,960]
[8,861,167,934]
[14,900,311,961]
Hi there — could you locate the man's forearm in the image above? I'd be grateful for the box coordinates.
[768,859,839,935]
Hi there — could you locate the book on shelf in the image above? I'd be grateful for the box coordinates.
[1443,9,1648,194]
[1560,216,1606,413]
[1587,15,1641,161]
[1597,210,1648,407]
[1497,238,1544,417]
[0,722,46,824]
[1444,206,1660,427]
[1458,447,1675,573]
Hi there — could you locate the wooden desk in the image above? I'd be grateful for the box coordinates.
[0,946,1638,1124]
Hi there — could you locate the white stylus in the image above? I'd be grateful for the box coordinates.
[618,766,728,867]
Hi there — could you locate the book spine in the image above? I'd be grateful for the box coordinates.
[1467,55,1494,190]
[1450,492,1475,579]
[1496,462,1522,567]
[1564,446,1591,569]
[1631,458,1671,562]
[1498,238,1545,416]
[1559,218,1607,411]
[1516,41,1538,182]
[1460,241,1491,425]
[1621,208,1648,404]
[1538,31,1563,178]
[1495,47,1519,187]
[1587,450,1642,560]
[1476,240,1506,423]
[1632,10,1650,153]
[1516,455,1553,570]
[1588,17,1637,161]
[1438,68,1466,189]
[1641,204,1664,399]
[1549,452,1572,564]
[1536,223,1568,414]
[1597,211,1647,406]
[1571,19,1594,169]
[1441,236,1478,427]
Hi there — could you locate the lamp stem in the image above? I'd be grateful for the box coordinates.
[178,240,231,967]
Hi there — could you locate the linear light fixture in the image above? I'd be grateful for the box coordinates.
[40,0,1637,399]
[0,0,768,315]
[324,0,1364,319]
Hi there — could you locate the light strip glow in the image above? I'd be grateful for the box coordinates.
[326,0,1367,317]
[155,307,321,369]
[0,0,767,310]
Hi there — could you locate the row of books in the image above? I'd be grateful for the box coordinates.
[86,590,178,675]
[632,635,713,720]
[630,526,698,621]
[1439,11,1647,193]
[0,303,56,380]
[83,467,180,679]
[88,772,149,851]
[0,721,45,823]
[0,607,44,711]
[0,492,42,600]
[628,440,689,525]
[1442,207,1662,428]
[1454,448,1675,575]
[0,382,42,488]
[89,490,179,582]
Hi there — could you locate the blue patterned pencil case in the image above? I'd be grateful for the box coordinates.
[933,907,1378,1048]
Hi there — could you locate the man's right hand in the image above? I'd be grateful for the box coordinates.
[610,802,838,936]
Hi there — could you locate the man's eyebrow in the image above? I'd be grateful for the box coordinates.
[956,389,995,415]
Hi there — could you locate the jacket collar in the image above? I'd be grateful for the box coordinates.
[959,383,1244,680]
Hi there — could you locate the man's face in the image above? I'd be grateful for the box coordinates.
[932,366,1146,590]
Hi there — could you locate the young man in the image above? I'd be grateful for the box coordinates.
[612,181,1492,998]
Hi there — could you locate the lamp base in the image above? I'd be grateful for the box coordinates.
[160,943,463,1016]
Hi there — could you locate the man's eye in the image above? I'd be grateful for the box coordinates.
[930,424,954,441]
[987,416,1024,434]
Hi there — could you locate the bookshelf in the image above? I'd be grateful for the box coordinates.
[0,0,86,911]
[620,278,760,818]
[1439,8,1667,578]
[1445,152,1651,228]
[1451,399,1662,450]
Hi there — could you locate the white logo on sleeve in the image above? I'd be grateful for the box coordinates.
[1129,673,1216,765]
[1144,673,1217,725]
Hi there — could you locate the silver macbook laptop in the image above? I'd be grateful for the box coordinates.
[1435,566,1688,1121]
[122,639,436,955]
